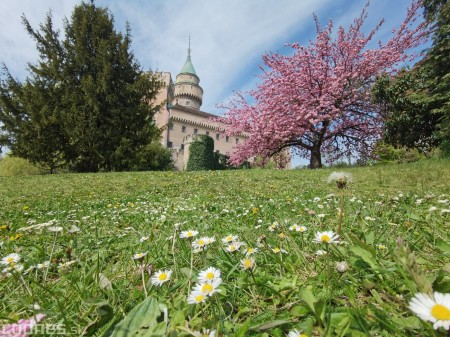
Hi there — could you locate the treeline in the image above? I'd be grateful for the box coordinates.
[373,0,450,157]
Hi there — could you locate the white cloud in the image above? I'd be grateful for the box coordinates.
[0,0,423,115]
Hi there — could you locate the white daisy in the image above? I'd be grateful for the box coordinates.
[409,292,450,330]
[35,261,50,270]
[316,249,328,256]
[180,230,198,239]
[187,290,208,304]
[139,236,149,242]
[221,234,238,244]
[198,267,221,284]
[313,231,339,244]
[205,237,216,245]
[133,252,148,260]
[240,257,256,270]
[244,247,258,256]
[193,278,222,296]
[1,253,21,266]
[225,241,244,252]
[289,224,300,231]
[151,269,172,286]
[192,237,208,250]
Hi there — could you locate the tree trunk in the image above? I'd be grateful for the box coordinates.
[309,147,322,169]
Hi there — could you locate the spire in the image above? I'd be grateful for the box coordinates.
[179,36,197,76]
[188,34,191,57]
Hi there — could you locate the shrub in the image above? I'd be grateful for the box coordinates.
[186,135,214,171]
[372,142,423,164]
[133,142,174,171]
[0,155,44,176]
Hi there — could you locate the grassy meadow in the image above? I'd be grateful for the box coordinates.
[0,159,449,336]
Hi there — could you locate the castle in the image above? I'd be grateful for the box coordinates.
[154,45,291,170]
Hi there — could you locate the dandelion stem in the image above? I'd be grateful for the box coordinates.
[19,274,33,297]
[44,232,58,283]
[188,243,194,290]
[141,264,148,298]
[172,230,178,277]
[337,190,345,237]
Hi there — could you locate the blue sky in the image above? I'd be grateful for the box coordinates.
[0,0,427,165]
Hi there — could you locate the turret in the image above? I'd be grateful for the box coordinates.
[173,41,203,110]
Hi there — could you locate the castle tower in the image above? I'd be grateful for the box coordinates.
[173,40,203,110]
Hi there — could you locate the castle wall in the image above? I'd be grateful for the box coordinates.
[152,68,290,170]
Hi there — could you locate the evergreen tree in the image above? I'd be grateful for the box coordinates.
[422,0,450,154]
[0,2,166,172]
[0,14,67,173]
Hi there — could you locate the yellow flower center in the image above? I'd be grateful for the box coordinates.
[6,257,14,263]
[247,248,254,254]
[195,295,205,302]
[321,235,330,243]
[244,259,252,268]
[198,239,205,246]
[300,227,306,232]
[158,273,167,281]
[431,304,450,320]
[202,283,213,293]
[226,236,232,241]
[206,272,214,280]
[300,335,308,337]
[273,248,280,253]
[187,231,193,237]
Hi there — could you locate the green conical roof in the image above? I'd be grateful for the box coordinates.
[179,51,197,76]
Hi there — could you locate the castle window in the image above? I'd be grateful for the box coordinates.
[206,131,209,136]
[181,144,184,150]
[236,138,239,144]
[167,141,173,148]
[182,125,186,133]
[194,128,198,135]
[168,123,173,131]
[216,134,220,140]
[226,136,229,143]
[186,101,190,106]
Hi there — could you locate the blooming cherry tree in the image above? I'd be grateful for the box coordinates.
[217,1,428,168]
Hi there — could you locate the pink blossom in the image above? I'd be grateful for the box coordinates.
[214,0,429,168]
[0,314,46,337]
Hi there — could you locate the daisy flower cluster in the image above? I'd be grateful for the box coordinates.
[221,234,245,253]
[192,236,216,253]
[289,224,307,232]
[187,267,222,304]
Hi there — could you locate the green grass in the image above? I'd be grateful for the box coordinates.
[0,159,449,336]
